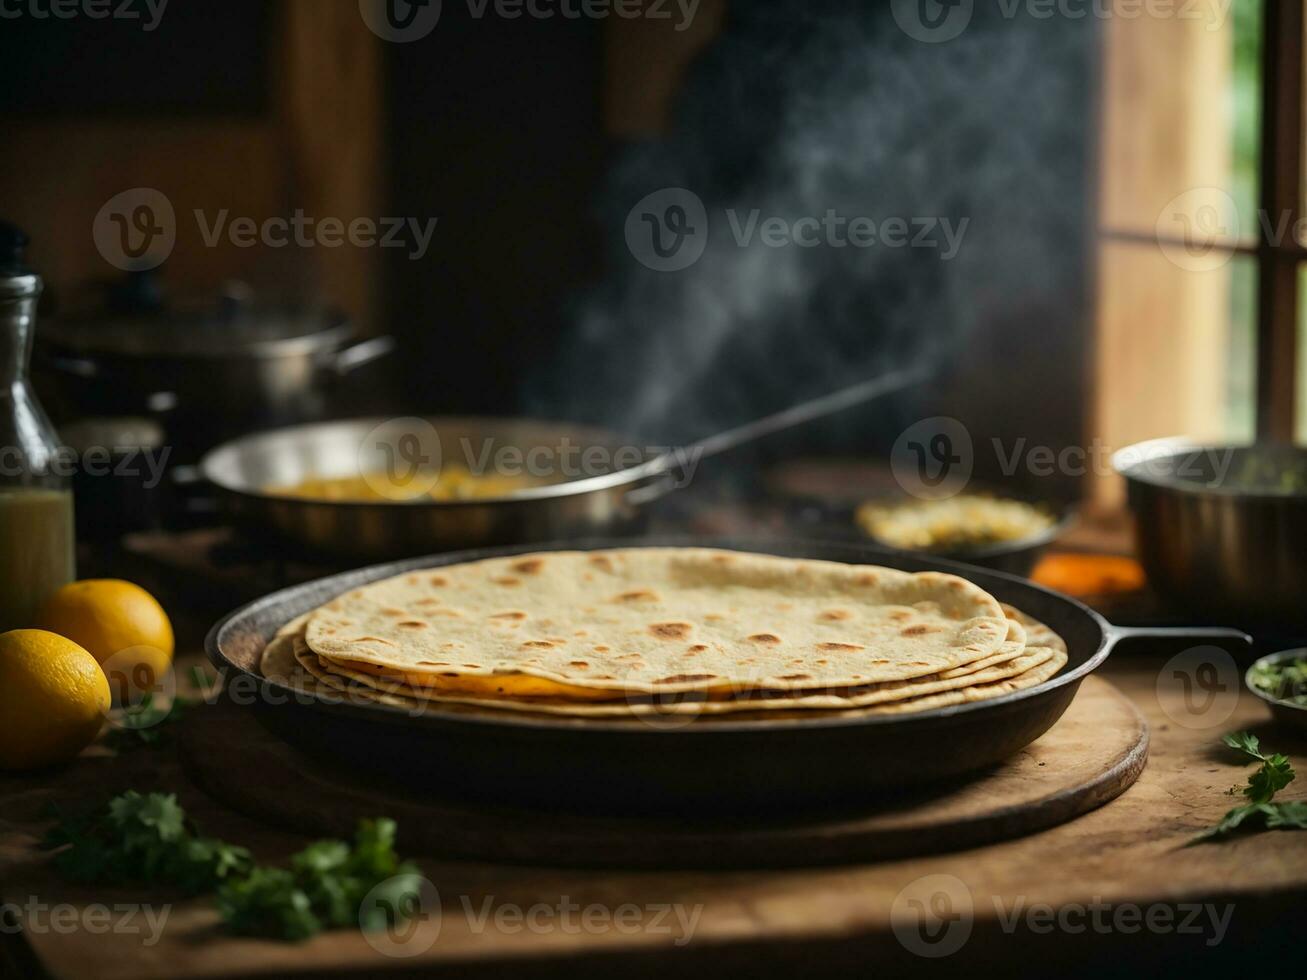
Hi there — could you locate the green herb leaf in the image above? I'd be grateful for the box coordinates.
[52,834,121,882]
[217,867,323,941]
[45,792,251,893]
[1264,800,1307,830]
[170,837,255,894]
[104,696,195,751]
[1246,753,1295,804]
[216,818,421,941]
[109,791,187,842]
[1222,731,1264,761]
[1248,658,1307,704]
[1196,733,1306,842]
[291,840,350,876]
[48,794,420,943]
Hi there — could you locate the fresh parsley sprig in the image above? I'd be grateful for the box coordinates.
[1193,732,1307,842]
[216,819,423,941]
[45,792,422,942]
[105,667,215,751]
[42,791,253,894]
[103,693,194,750]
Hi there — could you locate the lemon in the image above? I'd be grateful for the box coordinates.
[0,630,110,771]
[35,581,175,693]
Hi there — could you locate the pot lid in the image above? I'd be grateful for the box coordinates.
[43,274,351,358]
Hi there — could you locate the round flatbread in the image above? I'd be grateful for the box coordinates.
[303,548,1012,696]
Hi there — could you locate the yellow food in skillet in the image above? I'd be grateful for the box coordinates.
[265,464,539,502]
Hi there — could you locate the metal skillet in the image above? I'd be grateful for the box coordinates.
[206,537,1250,816]
[198,368,930,560]
[200,416,664,559]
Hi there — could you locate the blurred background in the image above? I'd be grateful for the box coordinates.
[0,0,1298,515]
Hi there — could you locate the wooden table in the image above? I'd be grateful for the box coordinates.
[3,655,1305,978]
[3,517,1305,978]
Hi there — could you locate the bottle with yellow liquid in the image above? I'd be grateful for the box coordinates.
[0,223,74,633]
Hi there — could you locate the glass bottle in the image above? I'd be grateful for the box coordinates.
[0,222,75,633]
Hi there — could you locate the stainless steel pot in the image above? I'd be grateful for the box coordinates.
[37,283,393,459]
[200,417,674,559]
[1115,437,1307,626]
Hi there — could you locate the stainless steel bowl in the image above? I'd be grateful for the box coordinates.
[200,417,673,560]
[1114,437,1307,626]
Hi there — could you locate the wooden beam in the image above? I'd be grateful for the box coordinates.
[1255,0,1303,442]
[274,0,383,333]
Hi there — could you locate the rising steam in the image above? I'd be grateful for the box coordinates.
[531,0,1090,448]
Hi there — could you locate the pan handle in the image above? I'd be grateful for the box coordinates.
[624,467,680,507]
[1102,625,1253,658]
[331,335,396,376]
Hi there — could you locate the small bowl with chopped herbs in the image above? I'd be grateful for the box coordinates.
[1246,650,1307,732]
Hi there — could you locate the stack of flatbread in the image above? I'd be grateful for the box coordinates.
[260,548,1068,720]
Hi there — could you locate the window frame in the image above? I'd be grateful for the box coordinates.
[1104,0,1303,442]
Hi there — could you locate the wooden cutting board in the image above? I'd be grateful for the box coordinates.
[177,676,1148,869]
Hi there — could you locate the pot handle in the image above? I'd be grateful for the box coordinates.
[331,335,396,376]
[35,349,100,378]
[1102,625,1253,658]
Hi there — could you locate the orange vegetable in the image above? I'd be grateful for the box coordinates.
[1031,554,1146,598]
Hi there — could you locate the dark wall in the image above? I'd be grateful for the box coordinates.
[383,1,1098,502]
[0,1,272,115]
[383,8,608,415]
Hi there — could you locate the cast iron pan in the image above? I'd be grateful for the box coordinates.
[205,537,1249,816]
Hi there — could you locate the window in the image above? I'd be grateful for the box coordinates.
[1095,0,1302,504]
